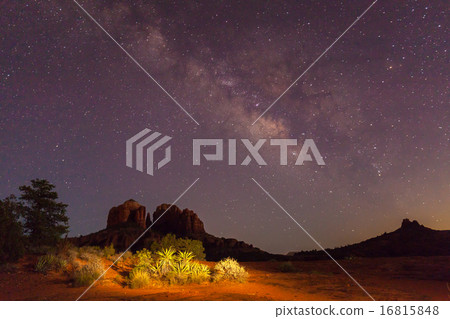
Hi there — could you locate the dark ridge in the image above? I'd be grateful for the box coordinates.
[292,219,450,260]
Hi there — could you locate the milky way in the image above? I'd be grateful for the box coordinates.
[1,0,448,253]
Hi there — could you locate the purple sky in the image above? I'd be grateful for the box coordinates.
[1,0,448,253]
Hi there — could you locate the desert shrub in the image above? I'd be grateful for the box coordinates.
[55,239,73,256]
[213,257,248,283]
[106,253,118,262]
[189,262,211,283]
[102,244,115,258]
[78,246,105,263]
[70,260,82,274]
[113,274,123,286]
[78,252,96,262]
[35,255,54,273]
[167,262,191,285]
[65,249,79,264]
[151,234,206,260]
[122,250,133,260]
[35,254,67,273]
[72,257,104,287]
[110,250,134,264]
[78,246,101,259]
[134,248,153,270]
[278,261,296,273]
[128,248,211,287]
[55,256,68,270]
[129,268,151,289]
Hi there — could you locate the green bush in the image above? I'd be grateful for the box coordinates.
[102,244,115,258]
[278,261,296,273]
[35,256,52,273]
[134,248,153,270]
[151,234,206,260]
[65,249,79,264]
[129,268,151,289]
[122,250,133,260]
[110,250,134,264]
[72,257,104,287]
[55,257,68,270]
[213,257,248,283]
[78,246,101,259]
[35,254,67,274]
[55,239,74,256]
[78,252,96,262]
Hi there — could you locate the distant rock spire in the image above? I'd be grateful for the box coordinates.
[400,218,422,230]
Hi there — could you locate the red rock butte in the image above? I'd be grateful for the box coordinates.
[106,199,147,229]
[100,200,271,261]
[152,203,205,236]
[105,200,205,237]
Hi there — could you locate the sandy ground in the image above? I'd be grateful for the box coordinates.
[0,256,449,301]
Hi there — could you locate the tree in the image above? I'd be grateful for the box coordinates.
[0,195,25,263]
[19,179,69,247]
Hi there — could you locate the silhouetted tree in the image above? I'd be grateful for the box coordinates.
[19,179,69,247]
[0,195,25,263]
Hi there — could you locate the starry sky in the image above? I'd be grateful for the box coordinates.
[1,0,448,254]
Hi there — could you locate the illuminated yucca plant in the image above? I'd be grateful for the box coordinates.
[149,261,163,276]
[167,261,191,284]
[177,250,194,266]
[172,262,191,275]
[190,262,211,283]
[155,247,176,275]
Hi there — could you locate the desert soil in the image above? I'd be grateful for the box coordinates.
[0,256,449,301]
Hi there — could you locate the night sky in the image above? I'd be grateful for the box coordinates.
[1,0,448,254]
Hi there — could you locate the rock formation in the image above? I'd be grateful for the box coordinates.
[152,204,205,236]
[73,208,450,261]
[149,204,276,261]
[73,202,277,261]
[106,199,147,229]
[400,218,423,231]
